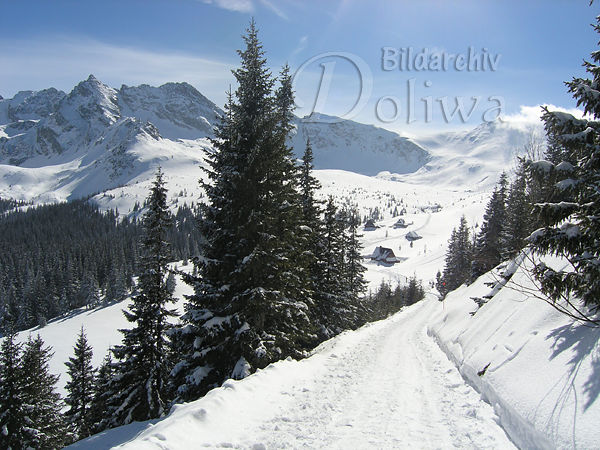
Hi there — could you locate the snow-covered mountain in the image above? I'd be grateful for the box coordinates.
[384,120,544,191]
[0,76,216,202]
[0,76,437,204]
[0,75,221,159]
[291,113,430,176]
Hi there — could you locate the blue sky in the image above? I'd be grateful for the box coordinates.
[0,0,596,133]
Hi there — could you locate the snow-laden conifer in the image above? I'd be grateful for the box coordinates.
[105,168,175,426]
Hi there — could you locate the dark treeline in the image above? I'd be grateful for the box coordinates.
[0,199,202,332]
[0,198,28,214]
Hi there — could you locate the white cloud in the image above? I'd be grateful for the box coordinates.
[0,37,235,106]
[502,104,585,128]
[258,0,288,20]
[202,0,290,19]
[202,0,254,13]
[290,35,308,58]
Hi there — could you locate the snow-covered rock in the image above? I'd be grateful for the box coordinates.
[118,82,220,140]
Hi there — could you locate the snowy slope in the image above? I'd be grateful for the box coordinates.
[290,114,430,176]
[8,262,194,399]
[70,300,514,449]
[4,152,599,448]
[394,120,544,191]
[429,254,600,450]
[61,241,600,449]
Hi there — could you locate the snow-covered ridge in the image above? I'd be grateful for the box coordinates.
[0,75,221,163]
[400,120,545,190]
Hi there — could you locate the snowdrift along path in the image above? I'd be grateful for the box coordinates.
[79,300,514,449]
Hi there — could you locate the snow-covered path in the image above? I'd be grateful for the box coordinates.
[83,300,514,449]
[250,300,514,449]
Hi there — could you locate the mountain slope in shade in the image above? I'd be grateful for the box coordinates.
[290,113,430,176]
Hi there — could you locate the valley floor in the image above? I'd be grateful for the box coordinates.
[77,298,514,449]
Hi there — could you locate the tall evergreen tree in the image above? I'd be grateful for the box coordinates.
[105,168,175,427]
[20,334,67,449]
[472,173,508,278]
[172,21,314,402]
[439,215,472,297]
[299,138,322,225]
[89,351,114,433]
[297,137,325,323]
[0,328,27,450]
[314,198,355,337]
[343,208,369,325]
[344,208,368,301]
[501,163,532,259]
[65,326,96,440]
[528,14,600,309]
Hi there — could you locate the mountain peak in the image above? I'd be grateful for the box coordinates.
[74,74,111,92]
[64,75,120,125]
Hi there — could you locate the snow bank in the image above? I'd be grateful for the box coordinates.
[428,254,600,449]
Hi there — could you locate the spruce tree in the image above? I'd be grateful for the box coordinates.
[106,168,175,427]
[405,275,425,305]
[439,215,472,297]
[528,14,600,309]
[472,174,508,278]
[89,351,114,433]
[173,21,314,402]
[0,328,27,450]
[501,163,532,259]
[343,208,368,325]
[314,197,355,337]
[65,326,96,440]
[20,334,67,449]
[297,137,326,326]
[299,138,322,225]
